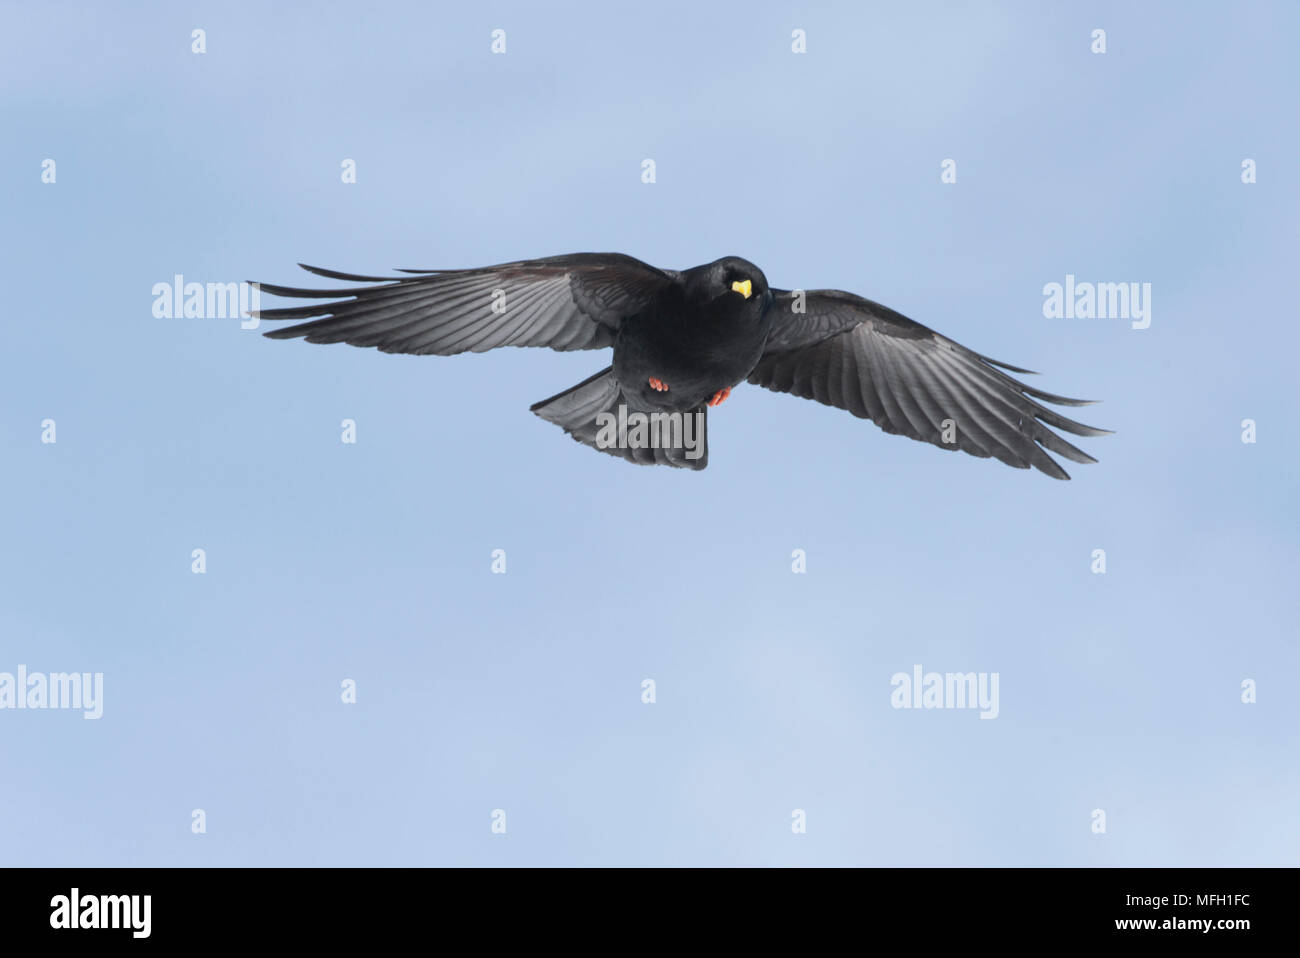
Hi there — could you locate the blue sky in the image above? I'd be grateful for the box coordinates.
[2,0,1297,865]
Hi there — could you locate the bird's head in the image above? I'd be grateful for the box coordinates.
[685,256,769,306]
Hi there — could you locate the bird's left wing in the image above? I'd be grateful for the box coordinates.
[749,289,1111,479]
[252,253,675,355]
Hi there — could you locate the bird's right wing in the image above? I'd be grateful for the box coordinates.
[750,289,1111,479]
[252,253,675,355]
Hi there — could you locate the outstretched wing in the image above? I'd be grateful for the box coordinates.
[750,289,1111,479]
[252,253,675,355]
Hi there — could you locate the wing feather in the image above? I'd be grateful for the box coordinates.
[751,289,1111,478]
[253,253,674,355]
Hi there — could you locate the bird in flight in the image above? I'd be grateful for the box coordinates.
[253,253,1109,477]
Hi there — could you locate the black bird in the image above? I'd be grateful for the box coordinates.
[252,253,1110,477]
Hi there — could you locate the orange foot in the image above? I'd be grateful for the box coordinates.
[648,377,669,392]
[707,387,731,407]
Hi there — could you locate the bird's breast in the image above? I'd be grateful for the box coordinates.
[612,303,770,409]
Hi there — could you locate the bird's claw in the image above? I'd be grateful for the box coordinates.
[648,377,669,392]
[707,387,731,407]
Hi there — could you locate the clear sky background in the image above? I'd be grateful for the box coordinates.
[2,1,1297,866]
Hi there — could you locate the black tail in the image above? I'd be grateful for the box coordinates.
[530,368,709,470]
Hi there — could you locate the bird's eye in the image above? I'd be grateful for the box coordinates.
[730,277,753,299]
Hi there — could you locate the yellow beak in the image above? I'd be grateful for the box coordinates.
[731,279,752,299]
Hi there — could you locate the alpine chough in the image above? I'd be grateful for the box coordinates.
[253,254,1110,477]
